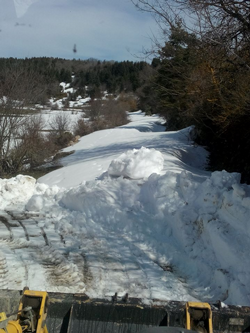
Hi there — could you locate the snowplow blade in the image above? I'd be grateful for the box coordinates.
[1,290,250,333]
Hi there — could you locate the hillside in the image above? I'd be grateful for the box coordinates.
[0,112,250,306]
[0,57,150,100]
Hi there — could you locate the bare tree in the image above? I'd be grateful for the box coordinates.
[49,112,71,136]
[131,0,193,54]
[132,0,250,68]
[48,112,74,148]
[102,98,129,128]
[73,117,91,137]
[131,0,183,30]
[74,98,129,136]
[9,115,50,172]
[87,99,103,121]
[0,66,47,175]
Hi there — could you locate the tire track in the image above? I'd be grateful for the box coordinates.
[0,238,30,289]
[0,210,88,292]
[0,252,8,289]
[39,246,85,292]
[117,235,152,299]
[7,211,48,245]
[0,215,14,241]
[81,253,93,287]
[6,211,30,241]
[0,210,154,297]
[38,225,49,245]
[78,232,136,298]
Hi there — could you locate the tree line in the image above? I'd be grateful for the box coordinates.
[134,0,250,184]
[0,57,150,100]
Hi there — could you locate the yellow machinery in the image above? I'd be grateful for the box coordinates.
[1,287,250,333]
[0,292,214,333]
[0,289,48,333]
[138,302,213,333]
[185,302,213,333]
[0,289,215,333]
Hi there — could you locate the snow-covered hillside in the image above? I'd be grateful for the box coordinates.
[0,112,250,306]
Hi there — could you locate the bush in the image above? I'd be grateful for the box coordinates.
[51,103,59,110]
[117,93,138,111]
[73,98,129,137]
[74,118,91,136]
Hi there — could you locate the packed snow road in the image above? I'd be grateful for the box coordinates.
[0,205,197,301]
[0,112,250,306]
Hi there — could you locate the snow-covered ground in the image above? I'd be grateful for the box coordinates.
[39,109,82,131]
[0,112,250,306]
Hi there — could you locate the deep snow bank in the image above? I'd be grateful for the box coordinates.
[2,149,249,305]
[54,166,250,305]
[138,170,250,305]
[1,113,250,305]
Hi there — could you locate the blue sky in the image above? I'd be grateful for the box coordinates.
[0,0,158,61]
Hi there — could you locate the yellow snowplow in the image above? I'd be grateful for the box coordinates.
[0,288,48,333]
[1,289,250,333]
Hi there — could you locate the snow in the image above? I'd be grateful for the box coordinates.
[0,175,36,210]
[40,109,81,131]
[0,111,250,306]
[108,147,164,179]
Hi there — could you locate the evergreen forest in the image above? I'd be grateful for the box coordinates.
[0,57,150,101]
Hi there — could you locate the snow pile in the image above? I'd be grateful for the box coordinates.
[49,166,249,304]
[138,170,250,304]
[0,175,36,210]
[59,177,140,219]
[1,112,250,305]
[25,182,62,213]
[108,147,164,179]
